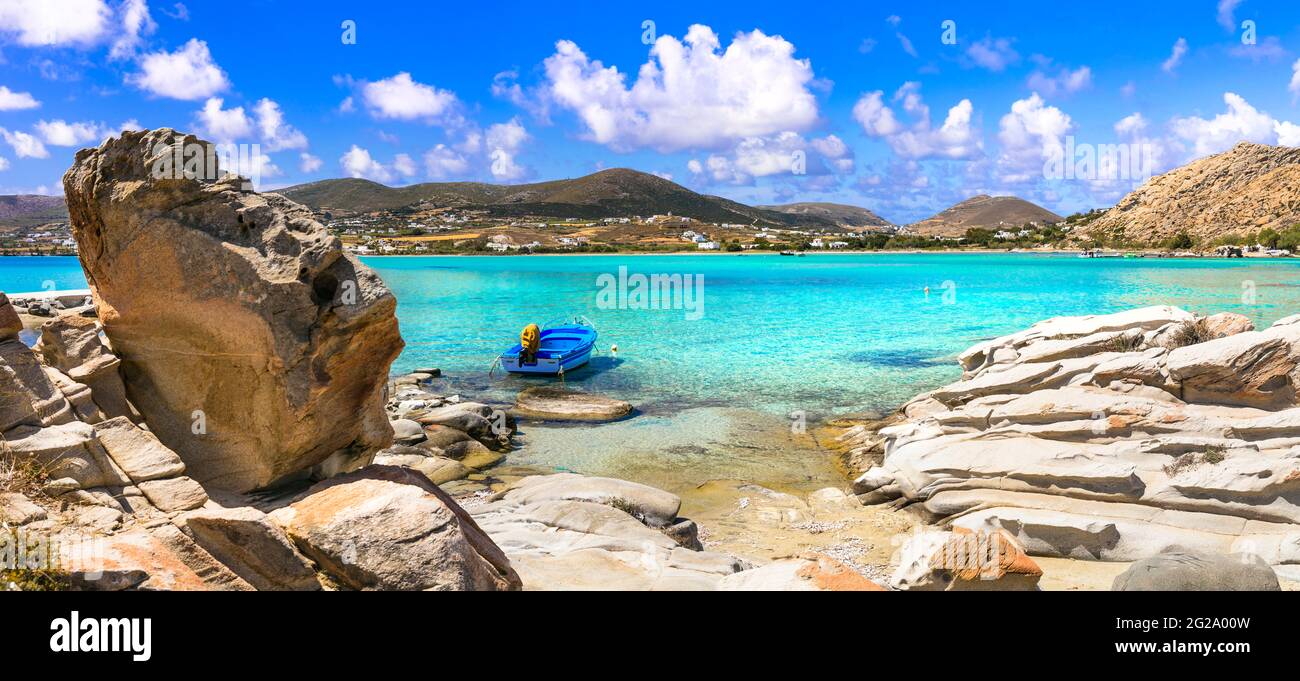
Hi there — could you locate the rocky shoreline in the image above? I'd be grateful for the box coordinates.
[843,305,1300,589]
[4,128,1296,591]
[0,129,883,592]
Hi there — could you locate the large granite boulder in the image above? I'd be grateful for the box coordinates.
[268,466,521,591]
[62,128,404,491]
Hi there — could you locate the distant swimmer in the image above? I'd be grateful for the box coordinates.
[924,286,930,295]
[611,344,618,355]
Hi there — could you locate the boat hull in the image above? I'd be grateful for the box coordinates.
[499,323,597,375]
[500,347,594,374]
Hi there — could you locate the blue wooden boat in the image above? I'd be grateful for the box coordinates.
[498,318,598,375]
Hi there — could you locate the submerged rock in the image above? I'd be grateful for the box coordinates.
[513,387,632,422]
[62,128,403,492]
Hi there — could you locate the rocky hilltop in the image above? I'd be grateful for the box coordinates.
[905,195,1062,237]
[758,202,893,230]
[280,168,847,230]
[845,305,1300,585]
[1084,142,1300,246]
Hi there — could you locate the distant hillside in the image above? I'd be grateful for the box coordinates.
[758,201,892,230]
[0,194,67,228]
[905,195,1062,237]
[278,168,847,230]
[1082,142,1300,246]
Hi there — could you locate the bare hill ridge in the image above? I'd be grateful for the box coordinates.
[758,201,893,229]
[905,195,1063,237]
[279,168,857,230]
[1083,142,1300,245]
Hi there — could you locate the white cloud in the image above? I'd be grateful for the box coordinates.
[361,72,461,123]
[0,86,40,111]
[852,82,981,160]
[485,118,529,180]
[197,97,308,153]
[1229,36,1289,62]
[0,0,112,46]
[34,119,108,146]
[1171,92,1284,156]
[423,145,471,179]
[1290,59,1300,102]
[1277,121,1300,147]
[1162,38,1188,74]
[995,93,1073,184]
[340,145,392,183]
[129,39,230,100]
[0,156,8,171]
[298,153,322,173]
[1026,65,1092,97]
[966,36,1018,72]
[1114,112,1148,138]
[196,97,252,142]
[895,32,917,58]
[392,153,417,177]
[0,127,49,158]
[109,0,156,60]
[492,70,549,122]
[1217,0,1244,31]
[542,24,819,152]
[690,131,855,184]
[339,145,417,183]
[252,98,307,151]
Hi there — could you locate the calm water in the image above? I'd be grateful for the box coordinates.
[6,253,1300,418]
[7,253,1300,489]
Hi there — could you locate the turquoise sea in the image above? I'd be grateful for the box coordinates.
[7,253,1300,489]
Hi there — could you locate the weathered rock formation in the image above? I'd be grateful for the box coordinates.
[269,466,522,591]
[62,128,403,491]
[1112,546,1280,591]
[853,306,1300,578]
[1083,142,1300,245]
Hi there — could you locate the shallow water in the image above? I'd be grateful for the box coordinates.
[8,253,1300,487]
[367,252,1300,417]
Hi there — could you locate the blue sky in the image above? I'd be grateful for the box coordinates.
[2,0,1300,223]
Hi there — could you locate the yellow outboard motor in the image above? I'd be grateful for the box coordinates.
[520,323,541,363]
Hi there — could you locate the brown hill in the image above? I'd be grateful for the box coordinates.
[758,202,893,230]
[1082,142,1300,245]
[905,195,1061,237]
[279,168,846,230]
[0,194,68,227]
